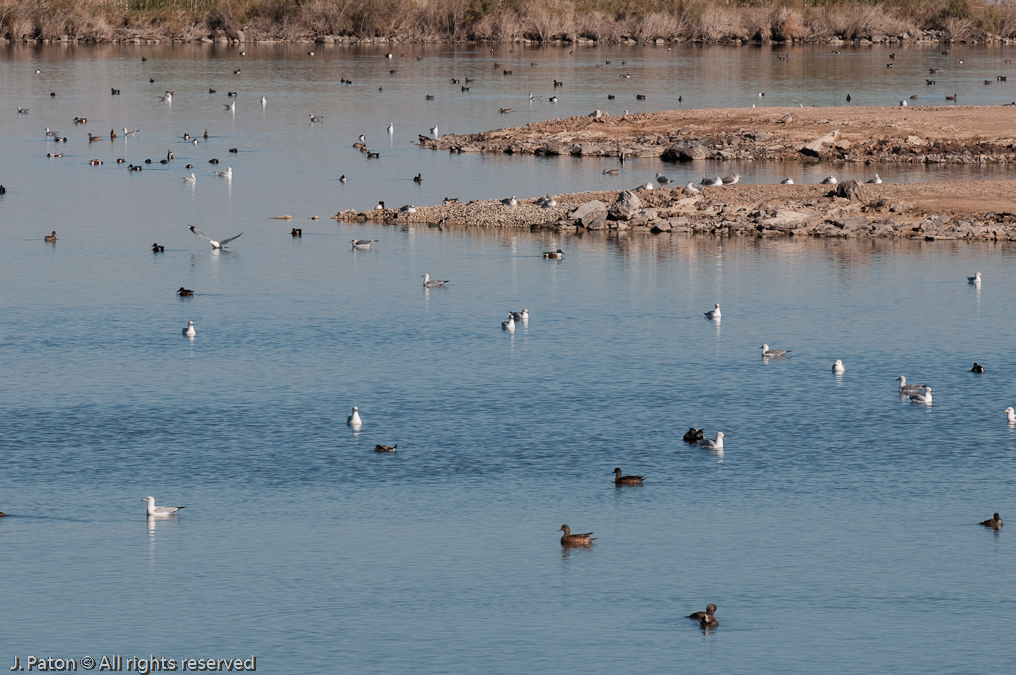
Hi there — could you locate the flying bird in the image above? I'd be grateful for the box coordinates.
[189,225,243,249]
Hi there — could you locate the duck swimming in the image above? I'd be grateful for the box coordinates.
[373,444,398,453]
[152,243,165,253]
[543,249,564,259]
[980,513,1003,530]
[971,363,985,373]
[44,231,57,242]
[688,604,717,621]
[683,428,704,443]
[613,468,643,485]
[558,524,596,546]
[177,287,194,297]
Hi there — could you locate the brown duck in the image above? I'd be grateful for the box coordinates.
[177,287,194,297]
[980,513,1003,530]
[373,444,397,453]
[558,524,596,546]
[543,249,564,259]
[689,604,718,627]
[613,468,643,485]
[44,231,57,242]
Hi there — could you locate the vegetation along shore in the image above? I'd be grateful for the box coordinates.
[6,0,1016,44]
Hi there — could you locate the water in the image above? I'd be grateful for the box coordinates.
[3,45,1016,673]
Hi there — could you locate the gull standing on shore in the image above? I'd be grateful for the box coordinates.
[685,182,700,195]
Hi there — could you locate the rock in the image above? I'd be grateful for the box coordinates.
[589,110,610,118]
[651,220,672,233]
[608,190,643,221]
[801,130,840,157]
[662,142,708,161]
[832,216,868,231]
[585,213,607,230]
[763,210,818,230]
[570,200,607,225]
[836,180,868,201]
[906,135,926,146]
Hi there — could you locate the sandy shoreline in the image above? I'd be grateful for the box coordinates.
[420,105,1016,166]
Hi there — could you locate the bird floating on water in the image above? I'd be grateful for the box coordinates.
[510,309,529,322]
[980,513,1003,530]
[189,225,242,249]
[347,406,362,427]
[760,344,791,357]
[182,321,196,337]
[683,428,704,443]
[373,444,397,453]
[832,359,845,374]
[971,363,985,373]
[177,287,194,297]
[387,122,394,134]
[543,249,564,259]
[558,524,596,546]
[688,604,717,625]
[143,496,185,517]
[700,432,725,450]
[502,315,515,331]
[704,303,721,319]
[897,376,925,394]
[613,468,643,485]
[184,172,196,183]
[656,172,672,185]
[968,271,982,285]
[309,114,323,123]
[421,274,450,288]
[152,243,164,253]
[44,231,57,242]
[909,386,933,405]
[866,174,883,184]
[351,239,378,249]
[1005,407,1016,424]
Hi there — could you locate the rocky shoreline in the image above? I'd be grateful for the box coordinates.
[334,180,1016,241]
[419,106,1016,166]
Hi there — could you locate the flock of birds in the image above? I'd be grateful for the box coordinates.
[633,170,884,194]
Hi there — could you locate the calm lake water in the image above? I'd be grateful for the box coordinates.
[2,44,1016,673]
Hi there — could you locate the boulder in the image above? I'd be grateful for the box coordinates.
[570,200,607,225]
[584,213,607,230]
[589,110,610,118]
[608,190,643,221]
[801,130,840,157]
[835,180,868,201]
[662,142,708,161]
[763,210,818,231]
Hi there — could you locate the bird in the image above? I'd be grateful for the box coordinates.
[17,106,28,114]
[261,95,266,106]
[603,168,619,175]
[224,101,235,111]
[548,96,557,103]
[558,525,596,546]
[896,376,925,394]
[704,303,721,319]
[347,407,362,427]
[373,444,398,453]
[866,174,883,184]
[339,175,347,183]
[189,225,243,249]
[972,363,986,373]
[400,205,416,213]
[685,182,701,195]
[510,309,529,322]
[152,243,164,253]
[160,91,173,102]
[980,513,1003,530]
[640,182,654,190]
[501,196,518,206]
[542,249,564,259]
[683,428,704,443]
[968,271,982,285]
[502,315,515,331]
[780,177,795,184]
[655,172,672,185]
[430,125,439,138]
[721,173,741,185]
[350,239,378,248]
[374,201,385,210]
[177,287,194,297]
[309,114,323,123]
[413,173,422,183]
[820,176,838,184]
[387,122,394,134]
[182,321,196,337]
[760,344,791,357]
[1005,407,1016,424]
[832,359,845,374]
[291,228,302,237]
[613,468,643,485]
[538,196,557,208]
[700,175,723,186]
[215,167,232,178]
[899,100,906,106]
[688,604,717,622]
[700,432,725,450]
[44,231,57,242]
[184,173,196,183]
[908,386,933,405]
[123,128,139,137]
[421,274,450,288]
[143,496,185,517]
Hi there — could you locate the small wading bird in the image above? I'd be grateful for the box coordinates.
[189,225,243,250]
[143,496,185,517]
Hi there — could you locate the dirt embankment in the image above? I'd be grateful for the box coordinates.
[419,105,1016,166]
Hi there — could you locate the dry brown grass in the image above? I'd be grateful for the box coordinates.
[0,0,997,42]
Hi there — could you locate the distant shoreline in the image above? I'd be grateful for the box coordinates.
[2,0,1015,46]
